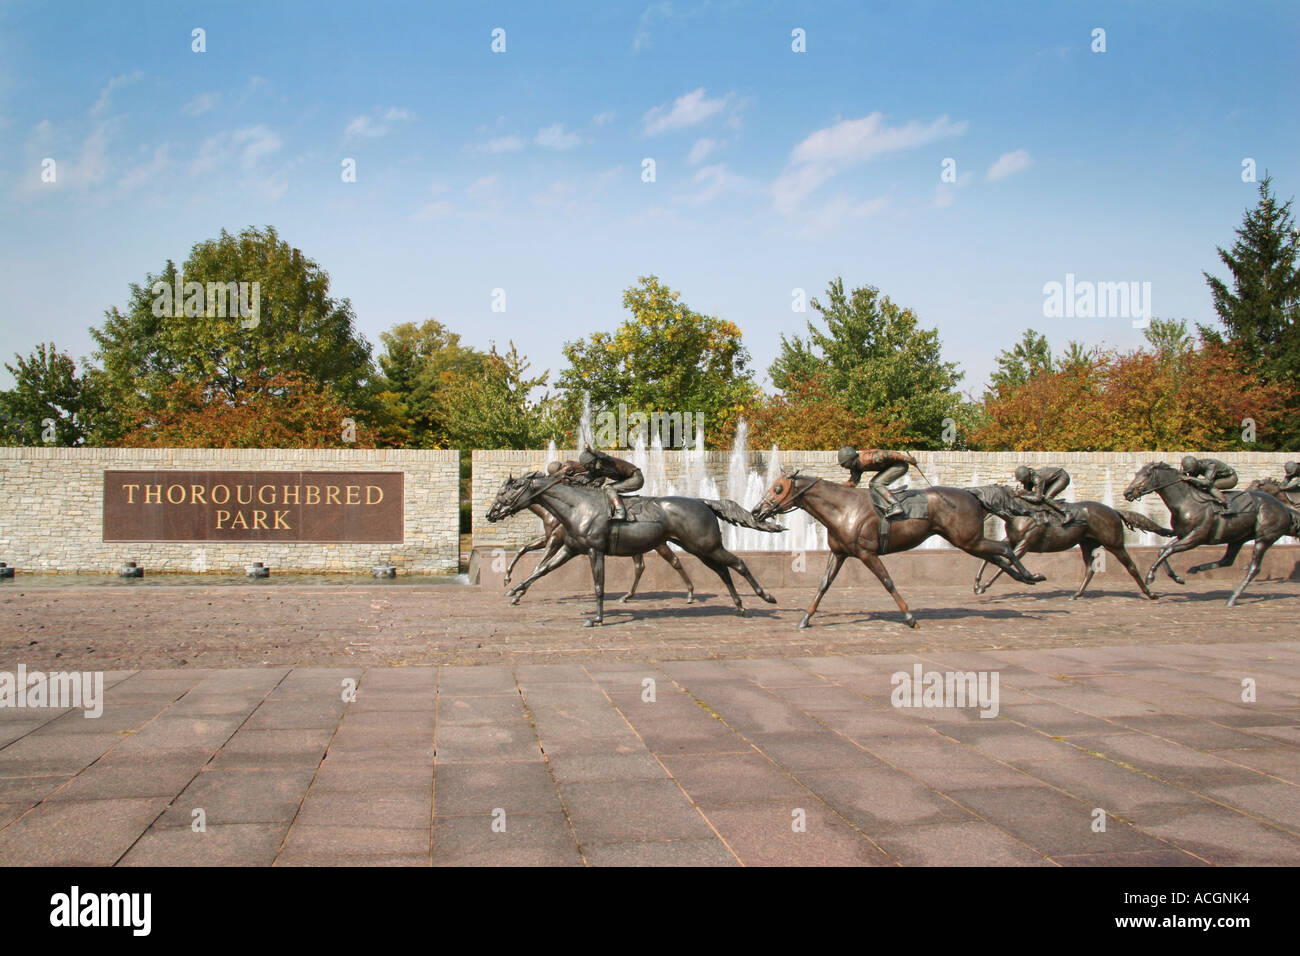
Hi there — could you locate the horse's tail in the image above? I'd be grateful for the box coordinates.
[1116,509,1174,537]
[703,498,785,533]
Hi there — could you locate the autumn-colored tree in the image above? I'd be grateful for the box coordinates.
[974,343,1290,451]
[747,373,912,450]
[118,372,373,448]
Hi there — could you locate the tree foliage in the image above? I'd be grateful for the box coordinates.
[119,372,373,448]
[0,344,102,446]
[90,226,374,442]
[769,278,963,447]
[975,342,1290,451]
[557,276,759,448]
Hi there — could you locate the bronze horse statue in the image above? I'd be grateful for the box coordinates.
[969,485,1173,599]
[1248,476,1300,512]
[752,471,1045,629]
[488,472,783,626]
[1124,461,1300,606]
[503,502,696,605]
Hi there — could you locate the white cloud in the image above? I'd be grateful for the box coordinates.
[345,106,414,139]
[480,135,524,153]
[118,144,173,192]
[633,1,674,52]
[772,112,967,212]
[792,195,889,238]
[642,88,731,136]
[592,110,616,126]
[77,123,112,185]
[987,149,1033,181]
[677,163,745,205]
[91,71,142,117]
[535,123,582,150]
[687,137,722,165]
[191,125,282,174]
[181,92,220,117]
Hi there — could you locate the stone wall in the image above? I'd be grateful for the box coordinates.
[0,448,461,574]
[471,448,1297,550]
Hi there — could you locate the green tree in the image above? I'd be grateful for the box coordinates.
[1057,340,1098,373]
[1201,175,1300,442]
[90,226,375,442]
[769,277,963,447]
[557,276,758,448]
[1143,317,1193,358]
[989,329,1054,393]
[0,343,102,446]
[373,319,487,447]
[441,343,560,449]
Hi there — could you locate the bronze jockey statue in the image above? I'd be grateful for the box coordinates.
[1013,464,1072,520]
[1180,455,1237,506]
[838,446,916,518]
[1281,461,1300,493]
[558,447,645,521]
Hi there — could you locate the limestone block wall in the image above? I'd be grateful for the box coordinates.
[0,447,460,574]
[471,448,1297,550]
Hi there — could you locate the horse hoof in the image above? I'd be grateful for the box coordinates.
[762,592,778,604]
[685,594,695,604]
[1173,576,1186,586]
[903,614,918,629]
[619,595,631,604]
[583,618,602,628]
[1031,574,1046,583]
[737,607,749,618]
[798,615,811,629]
[509,595,522,606]
[1147,592,1160,600]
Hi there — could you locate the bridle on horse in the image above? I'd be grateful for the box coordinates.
[760,473,821,515]
[498,472,568,516]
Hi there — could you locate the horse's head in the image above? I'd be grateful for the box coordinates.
[1249,476,1281,495]
[487,472,541,522]
[1123,461,1172,501]
[753,468,808,521]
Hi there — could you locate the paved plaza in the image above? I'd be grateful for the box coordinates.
[1,577,1298,866]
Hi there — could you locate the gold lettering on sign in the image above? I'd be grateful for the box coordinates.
[211,485,230,505]
[122,484,139,504]
[367,485,383,505]
[306,485,320,505]
[281,484,299,505]
[346,485,361,505]
[191,484,206,504]
[144,485,162,504]
[167,484,185,504]
[215,510,230,529]
[236,485,252,505]
[274,510,291,529]
[326,486,341,505]
[258,485,275,505]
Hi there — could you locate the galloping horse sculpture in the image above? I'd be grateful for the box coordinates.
[1124,461,1300,606]
[752,471,1045,628]
[488,472,782,626]
[503,502,696,606]
[970,488,1174,599]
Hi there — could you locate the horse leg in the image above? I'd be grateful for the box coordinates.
[799,551,846,629]
[975,539,1029,594]
[702,559,747,616]
[1108,544,1158,599]
[1071,542,1098,600]
[654,544,695,604]
[584,551,606,627]
[506,541,576,604]
[1228,535,1278,607]
[1187,541,1242,576]
[967,538,1040,585]
[504,533,550,586]
[720,551,778,604]
[1145,535,1205,586]
[861,552,917,628]
[621,553,645,603]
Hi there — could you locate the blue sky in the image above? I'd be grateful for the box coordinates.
[2,0,1297,397]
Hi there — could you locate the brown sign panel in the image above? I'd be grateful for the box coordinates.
[103,471,404,542]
